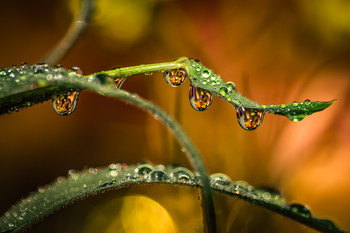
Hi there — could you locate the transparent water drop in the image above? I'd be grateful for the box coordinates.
[289,203,311,218]
[67,169,79,180]
[189,84,213,111]
[149,170,169,182]
[163,68,187,86]
[202,69,210,78]
[107,164,119,177]
[135,163,154,178]
[210,173,232,188]
[219,87,228,96]
[69,66,83,75]
[286,113,307,122]
[20,62,28,68]
[52,91,79,116]
[236,106,265,130]
[170,167,194,183]
[304,99,311,105]
[226,82,236,92]
[258,187,282,202]
[54,64,65,70]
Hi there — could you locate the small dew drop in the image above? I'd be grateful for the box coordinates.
[37,62,48,68]
[304,99,311,105]
[236,106,265,130]
[52,91,79,116]
[135,164,154,178]
[170,167,194,183]
[163,68,187,86]
[202,69,210,78]
[219,87,228,96]
[210,173,232,188]
[292,101,298,107]
[189,84,213,111]
[226,82,236,92]
[280,104,286,108]
[69,67,83,75]
[289,203,311,218]
[20,62,28,68]
[149,170,169,182]
[67,169,79,180]
[287,113,307,122]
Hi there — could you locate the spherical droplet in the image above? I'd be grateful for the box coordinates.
[289,203,311,218]
[69,67,83,75]
[287,113,307,122]
[135,163,154,178]
[202,69,210,78]
[52,91,79,116]
[236,106,265,130]
[210,173,232,188]
[292,101,298,107]
[226,82,236,92]
[189,84,213,111]
[170,167,194,183]
[163,68,187,86]
[304,99,311,105]
[149,170,169,182]
[257,187,282,202]
[219,87,228,96]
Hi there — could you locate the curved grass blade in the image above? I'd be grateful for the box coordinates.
[0,64,217,232]
[0,164,345,233]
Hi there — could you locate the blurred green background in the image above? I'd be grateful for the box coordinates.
[0,0,350,232]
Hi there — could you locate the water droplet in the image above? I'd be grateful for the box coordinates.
[170,167,194,183]
[289,203,311,218]
[20,62,28,68]
[54,64,65,70]
[8,223,15,228]
[163,68,187,86]
[67,169,79,180]
[292,101,298,107]
[280,104,286,108]
[226,82,236,92]
[210,173,232,188]
[107,164,119,177]
[37,62,48,68]
[149,170,169,182]
[38,187,45,193]
[69,67,83,75]
[52,91,79,116]
[236,106,265,130]
[258,187,282,202]
[219,87,228,96]
[135,163,154,178]
[202,69,210,78]
[56,176,65,183]
[304,99,311,105]
[189,84,213,111]
[286,113,307,122]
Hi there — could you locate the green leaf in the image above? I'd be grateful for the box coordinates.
[0,164,344,233]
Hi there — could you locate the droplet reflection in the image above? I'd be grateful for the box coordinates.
[189,84,213,111]
[236,106,264,130]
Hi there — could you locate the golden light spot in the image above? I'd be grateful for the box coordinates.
[118,195,177,233]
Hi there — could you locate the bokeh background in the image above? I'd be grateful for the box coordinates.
[0,0,350,232]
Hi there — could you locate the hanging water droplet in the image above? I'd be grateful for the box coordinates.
[210,173,232,188]
[170,167,194,183]
[163,68,187,86]
[226,82,236,92]
[289,203,311,218]
[189,84,213,111]
[52,91,79,116]
[286,112,307,122]
[149,170,169,182]
[69,67,83,75]
[236,106,265,130]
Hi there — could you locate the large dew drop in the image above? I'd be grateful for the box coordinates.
[163,68,187,86]
[52,91,79,116]
[236,106,264,130]
[189,84,213,111]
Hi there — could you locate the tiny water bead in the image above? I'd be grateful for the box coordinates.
[189,84,213,111]
[163,68,187,86]
[226,81,236,92]
[289,203,311,218]
[68,66,83,75]
[149,170,170,182]
[286,112,307,122]
[52,91,79,116]
[210,173,232,188]
[170,167,194,183]
[236,106,265,130]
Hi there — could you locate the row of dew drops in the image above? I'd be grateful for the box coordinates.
[2,162,327,231]
[163,63,264,131]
